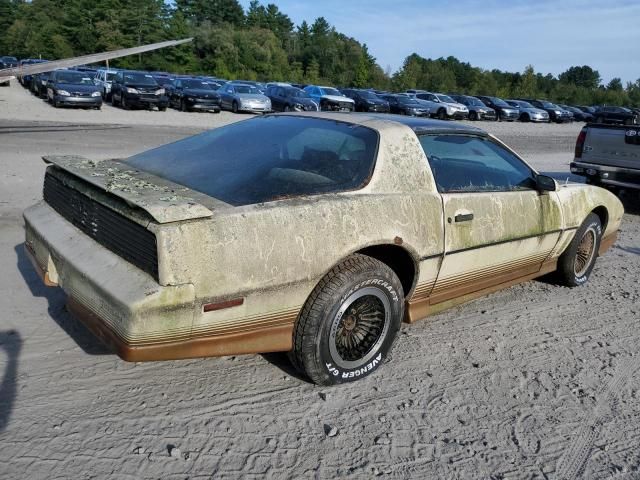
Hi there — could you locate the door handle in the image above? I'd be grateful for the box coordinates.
[454,213,474,223]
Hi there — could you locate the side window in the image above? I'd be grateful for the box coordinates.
[418,135,536,193]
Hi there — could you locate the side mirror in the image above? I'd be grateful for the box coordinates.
[536,174,557,192]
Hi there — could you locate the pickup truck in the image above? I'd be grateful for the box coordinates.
[571,124,640,191]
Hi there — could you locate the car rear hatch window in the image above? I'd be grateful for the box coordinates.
[127,116,379,206]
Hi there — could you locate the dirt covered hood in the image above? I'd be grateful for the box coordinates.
[43,155,214,223]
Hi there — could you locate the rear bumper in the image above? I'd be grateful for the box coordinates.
[23,201,293,361]
[23,201,197,360]
[570,161,640,190]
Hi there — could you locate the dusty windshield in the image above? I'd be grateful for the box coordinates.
[127,116,379,206]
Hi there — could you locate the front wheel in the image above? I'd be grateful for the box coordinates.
[469,111,477,121]
[437,109,446,120]
[290,254,404,386]
[556,213,602,287]
[232,101,238,113]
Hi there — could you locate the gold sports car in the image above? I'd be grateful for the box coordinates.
[24,113,623,385]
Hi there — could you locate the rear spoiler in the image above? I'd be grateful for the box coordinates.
[43,155,214,224]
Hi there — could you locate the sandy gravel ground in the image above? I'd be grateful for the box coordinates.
[1,81,639,479]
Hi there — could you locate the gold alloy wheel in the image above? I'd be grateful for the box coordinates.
[574,226,597,277]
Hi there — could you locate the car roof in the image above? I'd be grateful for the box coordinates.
[271,112,487,136]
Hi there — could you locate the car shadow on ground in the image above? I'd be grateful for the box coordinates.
[14,243,111,356]
[0,330,21,433]
[261,352,313,384]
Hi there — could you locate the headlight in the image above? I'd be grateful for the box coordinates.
[126,87,139,94]
[91,91,101,97]
[155,88,165,95]
[57,90,70,96]
[187,97,195,102]
[554,110,562,115]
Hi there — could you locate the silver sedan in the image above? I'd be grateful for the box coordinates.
[506,100,550,123]
[218,83,272,113]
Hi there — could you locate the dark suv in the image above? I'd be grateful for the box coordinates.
[593,106,638,125]
[265,85,318,112]
[475,96,519,121]
[111,70,168,111]
[340,89,390,113]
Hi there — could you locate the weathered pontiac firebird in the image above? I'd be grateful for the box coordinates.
[24,113,623,385]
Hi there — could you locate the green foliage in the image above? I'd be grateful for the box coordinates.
[0,1,637,106]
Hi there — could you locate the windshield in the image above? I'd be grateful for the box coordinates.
[540,101,556,108]
[123,73,158,85]
[127,116,379,206]
[233,84,259,94]
[436,94,456,103]
[106,72,117,81]
[463,97,484,106]
[358,90,378,99]
[488,97,509,107]
[322,87,342,96]
[397,97,420,106]
[182,79,213,89]
[286,88,310,98]
[55,72,94,85]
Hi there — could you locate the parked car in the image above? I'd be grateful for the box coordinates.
[18,59,48,88]
[592,106,638,125]
[46,70,102,109]
[31,71,54,98]
[559,105,593,122]
[0,60,9,86]
[449,95,496,121]
[111,70,168,111]
[379,94,430,116]
[94,68,119,101]
[475,96,520,121]
[505,100,550,122]
[410,92,468,120]
[218,82,272,113]
[24,113,623,385]
[233,80,266,93]
[571,123,640,191]
[168,77,221,112]
[518,99,572,123]
[265,85,318,112]
[340,89,390,113]
[304,85,355,112]
[0,56,18,68]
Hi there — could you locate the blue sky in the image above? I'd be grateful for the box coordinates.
[238,0,640,84]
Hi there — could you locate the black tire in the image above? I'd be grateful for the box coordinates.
[180,99,187,112]
[290,254,404,386]
[284,104,291,112]
[232,101,238,113]
[111,92,119,107]
[437,109,446,120]
[520,113,530,122]
[556,213,602,287]
[159,106,167,112]
[469,111,477,121]
[121,94,128,110]
[596,116,603,124]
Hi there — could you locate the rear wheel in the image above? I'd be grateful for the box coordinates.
[180,99,187,112]
[284,104,291,112]
[469,111,477,121]
[232,101,238,113]
[290,254,404,385]
[520,113,530,122]
[121,94,128,110]
[437,109,446,120]
[596,116,604,124]
[556,213,602,287]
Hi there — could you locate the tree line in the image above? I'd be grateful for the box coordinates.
[1,0,638,106]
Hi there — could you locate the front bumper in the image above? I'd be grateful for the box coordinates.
[185,99,221,111]
[364,104,390,113]
[448,111,469,120]
[530,113,550,123]
[498,110,519,121]
[54,95,102,107]
[477,110,496,120]
[570,161,640,190]
[238,104,272,113]
[124,93,168,108]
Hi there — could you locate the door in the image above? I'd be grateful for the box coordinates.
[418,133,563,305]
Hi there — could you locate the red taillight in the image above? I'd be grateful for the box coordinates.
[575,128,587,158]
